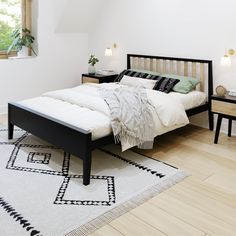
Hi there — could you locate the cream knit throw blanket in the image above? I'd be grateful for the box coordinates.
[100,86,156,151]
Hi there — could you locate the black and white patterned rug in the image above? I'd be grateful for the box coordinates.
[0,128,187,236]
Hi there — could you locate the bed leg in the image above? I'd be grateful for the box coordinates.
[83,150,92,186]
[8,122,14,140]
[8,104,14,139]
[208,111,214,131]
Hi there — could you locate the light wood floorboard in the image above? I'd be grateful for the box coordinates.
[149,193,236,235]
[0,114,7,126]
[1,115,236,236]
[90,225,124,236]
[109,212,167,236]
[102,124,236,236]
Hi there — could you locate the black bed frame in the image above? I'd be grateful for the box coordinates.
[8,54,213,186]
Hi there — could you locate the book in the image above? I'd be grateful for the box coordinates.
[229,89,236,97]
[97,69,116,76]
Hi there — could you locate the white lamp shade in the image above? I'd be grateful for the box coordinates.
[221,55,231,67]
[105,48,112,57]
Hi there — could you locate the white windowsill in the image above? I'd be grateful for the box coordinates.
[8,55,36,60]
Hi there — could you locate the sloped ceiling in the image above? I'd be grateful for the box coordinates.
[55,0,108,33]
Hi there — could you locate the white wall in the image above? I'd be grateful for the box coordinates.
[55,0,108,34]
[0,0,88,114]
[88,0,236,134]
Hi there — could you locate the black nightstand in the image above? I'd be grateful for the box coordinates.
[82,73,118,84]
[211,94,236,144]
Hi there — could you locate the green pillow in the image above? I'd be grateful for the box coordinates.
[162,74,200,94]
[133,69,161,76]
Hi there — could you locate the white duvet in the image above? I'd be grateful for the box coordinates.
[18,83,189,150]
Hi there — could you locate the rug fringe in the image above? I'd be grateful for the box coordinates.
[66,171,188,236]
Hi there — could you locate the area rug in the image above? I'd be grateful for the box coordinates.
[0,128,187,236]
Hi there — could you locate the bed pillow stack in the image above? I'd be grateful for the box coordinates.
[117,69,180,93]
[116,69,200,94]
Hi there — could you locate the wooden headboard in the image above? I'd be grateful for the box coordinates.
[127,54,213,99]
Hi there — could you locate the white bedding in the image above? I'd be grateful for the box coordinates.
[169,91,207,110]
[17,83,199,148]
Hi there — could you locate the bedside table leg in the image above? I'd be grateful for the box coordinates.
[209,111,214,131]
[214,115,222,144]
[228,119,232,137]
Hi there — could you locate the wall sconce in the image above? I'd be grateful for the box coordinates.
[221,49,235,67]
[105,48,113,57]
[105,43,117,57]
[228,49,235,56]
[221,55,231,67]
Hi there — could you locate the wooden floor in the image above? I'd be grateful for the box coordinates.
[1,114,236,236]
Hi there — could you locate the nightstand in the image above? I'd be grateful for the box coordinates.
[82,73,118,84]
[211,94,236,144]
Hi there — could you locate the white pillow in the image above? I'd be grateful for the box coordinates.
[120,75,156,89]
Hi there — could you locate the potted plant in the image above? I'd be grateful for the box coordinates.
[7,28,37,57]
[88,55,99,75]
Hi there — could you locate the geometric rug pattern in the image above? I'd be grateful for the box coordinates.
[0,128,187,236]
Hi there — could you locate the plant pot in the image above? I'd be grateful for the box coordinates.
[88,65,96,75]
[17,46,29,57]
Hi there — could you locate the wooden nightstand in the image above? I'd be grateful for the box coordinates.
[211,94,236,144]
[82,73,118,84]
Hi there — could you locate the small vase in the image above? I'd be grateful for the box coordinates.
[17,46,29,57]
[88,65,96,75]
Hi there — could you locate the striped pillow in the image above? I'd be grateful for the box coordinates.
[153,77,180,93]
[115,69,161,82]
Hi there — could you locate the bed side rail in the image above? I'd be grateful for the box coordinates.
[8,103,92,158]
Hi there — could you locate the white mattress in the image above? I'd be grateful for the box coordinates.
[17,85,205,141]
[169,91,207,110]
[18,96,112,140]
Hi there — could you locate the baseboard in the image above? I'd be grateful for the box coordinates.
[0,105,7,115]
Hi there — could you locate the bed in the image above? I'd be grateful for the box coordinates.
[8,54,213,185]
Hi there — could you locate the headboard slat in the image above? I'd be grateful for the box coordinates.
[170,61,174,74]
[156,60,161,73]
[177,61,182,75]
[200,63,205,91]
[150,59,154,71]
[163,60,167,74]
[192,62,197,77]
[184,62,189,76]
[134,57,139,69]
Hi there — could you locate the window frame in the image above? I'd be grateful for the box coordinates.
[0,0,32,59]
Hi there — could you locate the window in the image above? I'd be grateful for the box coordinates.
[0,0,31,59]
